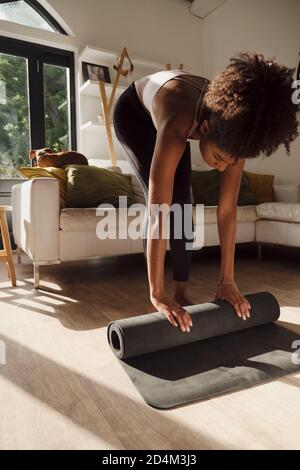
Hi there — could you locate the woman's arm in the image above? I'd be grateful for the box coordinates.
[216,158,251,319]
[147,121,187,296]
[217,158,246,280]
[217,208,237,282]
[146,118,193,331]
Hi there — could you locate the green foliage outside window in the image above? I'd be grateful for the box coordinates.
[0,54,70,178]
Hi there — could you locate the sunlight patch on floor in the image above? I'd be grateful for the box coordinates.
[9,288,35,296]
[0,291,13,299]
[11,298,56,313]
[0,375,107,449]
[37,290,79,303]
[23,278,63,291]
[34,295,65,306]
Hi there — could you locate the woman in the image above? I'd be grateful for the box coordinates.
[113,52,299,333]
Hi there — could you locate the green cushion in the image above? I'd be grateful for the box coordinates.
[191,169,257,206]
[244,170,274,204]
[191,169,221,206]
[64,164,135,208]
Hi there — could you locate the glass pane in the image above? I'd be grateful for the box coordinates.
[0,1,56,32]
[44,64,71,151]
[0,52,31,178]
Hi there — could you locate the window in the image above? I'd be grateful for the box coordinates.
[0,53,30,176]
[0,35,76,178]
[0,0,67,34]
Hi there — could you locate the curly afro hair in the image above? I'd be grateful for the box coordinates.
[202,51,300,159]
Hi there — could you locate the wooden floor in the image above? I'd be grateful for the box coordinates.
[0,244,300,450]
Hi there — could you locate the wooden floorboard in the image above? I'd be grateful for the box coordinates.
[0,245,300,449]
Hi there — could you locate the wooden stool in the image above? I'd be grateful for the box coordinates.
[0,206,16,286]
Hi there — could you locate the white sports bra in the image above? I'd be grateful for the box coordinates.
[135,69,210,138]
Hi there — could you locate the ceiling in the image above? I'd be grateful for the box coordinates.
[186,0,229,19]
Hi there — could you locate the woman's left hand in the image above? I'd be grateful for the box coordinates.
[215,281,251,320]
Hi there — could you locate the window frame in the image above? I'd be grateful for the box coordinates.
[0,0,67,35]
[0,34,77,156]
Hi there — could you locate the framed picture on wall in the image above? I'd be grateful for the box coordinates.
[82,62,111,84]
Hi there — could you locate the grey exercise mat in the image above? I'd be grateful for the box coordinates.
[107,291,300,409]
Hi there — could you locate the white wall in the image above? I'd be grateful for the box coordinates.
[202,0,300,184]
[47,0,203,73]
[0,0,203,73]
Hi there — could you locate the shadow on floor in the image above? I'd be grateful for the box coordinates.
[0,334,229,450]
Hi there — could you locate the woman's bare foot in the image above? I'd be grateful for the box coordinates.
[173,281,194,307]
[145,281,194,314]
[174,292,194,307]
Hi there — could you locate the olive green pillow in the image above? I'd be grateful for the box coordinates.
[191,169,256,206]
[191,169,221,206]
[64,164,135,208]
[244,170,274,204]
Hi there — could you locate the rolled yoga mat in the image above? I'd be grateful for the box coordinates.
[107,291,300,409]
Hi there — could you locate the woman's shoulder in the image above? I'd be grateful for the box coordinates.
[153,80,203,136]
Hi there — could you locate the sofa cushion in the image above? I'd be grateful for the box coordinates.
[191,169,256,206]
[64,164,135,208]
[89,158,195,205]
[256,202,300,223]
[126,172,195,205]
[60,205,258,232]
[203,205,258,224]
[273,184,300,203]
[244,170,274,204]
[60,206,146,232]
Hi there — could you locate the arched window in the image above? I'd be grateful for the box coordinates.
[0,0,67,35]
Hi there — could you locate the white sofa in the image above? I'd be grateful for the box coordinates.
[12,160,300,288]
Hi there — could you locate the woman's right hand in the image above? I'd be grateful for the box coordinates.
[150,291,193,333]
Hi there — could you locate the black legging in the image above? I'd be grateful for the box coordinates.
[112,81,194,282]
